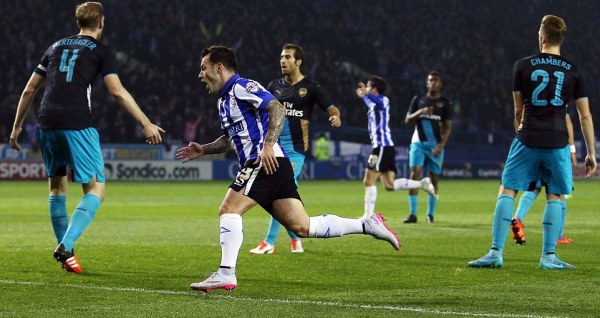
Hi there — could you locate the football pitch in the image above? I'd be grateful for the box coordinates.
[1,179,599,317]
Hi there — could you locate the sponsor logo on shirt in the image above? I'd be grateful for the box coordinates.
[227,121,245,136]
[420,114,442,120]
[283,101,304,117]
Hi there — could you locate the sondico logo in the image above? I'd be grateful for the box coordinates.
[283,101,303,117]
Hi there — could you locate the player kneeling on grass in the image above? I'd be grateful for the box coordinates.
[176,45,400,292]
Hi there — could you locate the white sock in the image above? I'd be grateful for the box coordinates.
[393,178,422,190]
[219,213,243,270]
[308,214,363,238]
[364,186,377,217]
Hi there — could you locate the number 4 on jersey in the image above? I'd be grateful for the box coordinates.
[59,49,79,82]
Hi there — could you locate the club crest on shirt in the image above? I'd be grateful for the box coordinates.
[245,81,259,93]
[436,102,444,108]
[298,88,307,97]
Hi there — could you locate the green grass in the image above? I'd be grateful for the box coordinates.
[1,179,599,317]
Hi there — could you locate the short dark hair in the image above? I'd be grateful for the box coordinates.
[428,70,441,80]
[541,15,567,46]
[368,75,387,94]
[201,45,237,72]
[282,43,305,64]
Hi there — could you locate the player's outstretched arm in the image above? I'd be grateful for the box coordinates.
[176,135,231,163]
[9,73,45,151]
[103,74,165,144]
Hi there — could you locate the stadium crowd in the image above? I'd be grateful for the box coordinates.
[1,0,598,147]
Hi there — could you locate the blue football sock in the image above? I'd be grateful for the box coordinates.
[265,217,282,245]
[427,193,437,216]
[515,191,538,221]
[542,200,562,254]
[558,197,567,238]
[49,195,68,244]
[61,194,101,252]
[491,195,515,251]
[408,194,418,216]
[286,228,300,240]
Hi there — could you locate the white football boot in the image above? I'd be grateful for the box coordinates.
[362,213,401,251]
[420,177,438,199]
[190,272,237,292]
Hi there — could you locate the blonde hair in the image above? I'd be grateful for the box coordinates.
[76,2,103,29]
[541,15,567,45]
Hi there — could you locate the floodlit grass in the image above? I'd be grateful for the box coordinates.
[1,179,599,317]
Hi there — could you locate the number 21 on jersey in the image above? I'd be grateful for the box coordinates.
[531,69,565,107]
[59,49,79,82]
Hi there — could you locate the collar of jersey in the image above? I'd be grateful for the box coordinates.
[219,73,241,97]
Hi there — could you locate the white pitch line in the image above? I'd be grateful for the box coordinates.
[0,279,563,318]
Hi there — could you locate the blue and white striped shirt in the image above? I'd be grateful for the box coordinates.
[218,74,286,167]
[361,93,394,148]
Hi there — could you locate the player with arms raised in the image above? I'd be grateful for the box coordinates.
[355,76,437,220]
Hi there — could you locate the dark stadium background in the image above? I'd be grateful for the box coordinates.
[1,0,598,161]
